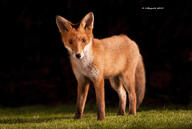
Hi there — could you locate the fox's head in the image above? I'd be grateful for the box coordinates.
[56,12,94,59]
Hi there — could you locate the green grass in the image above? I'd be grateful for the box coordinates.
[0,104,192,129]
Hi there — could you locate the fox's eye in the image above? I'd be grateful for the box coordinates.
[82,38,86,43]
[69,39,73,44]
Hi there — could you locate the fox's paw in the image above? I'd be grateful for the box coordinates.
[117,110,125,116]
[74,113,82,120]
[97,116,105,121]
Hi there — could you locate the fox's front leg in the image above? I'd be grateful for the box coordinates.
[94,79,105,120]
[74,79,89,119]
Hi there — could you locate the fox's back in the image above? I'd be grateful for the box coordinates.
[93,35,141,77]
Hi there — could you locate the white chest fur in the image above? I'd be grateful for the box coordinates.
[71,41,99,81]
[74,56,98,81]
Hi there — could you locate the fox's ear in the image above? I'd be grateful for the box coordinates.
[56,16,72,32]
[80,12,94,30]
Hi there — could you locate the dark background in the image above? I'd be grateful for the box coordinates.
[0,0,192,106]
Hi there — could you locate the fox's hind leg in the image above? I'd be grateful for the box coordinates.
[109,76,127,115]
[120,71,137,115]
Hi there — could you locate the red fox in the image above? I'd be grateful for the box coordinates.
[56,12,145,120]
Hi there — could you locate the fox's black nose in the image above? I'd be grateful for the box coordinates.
[76,54,81,59]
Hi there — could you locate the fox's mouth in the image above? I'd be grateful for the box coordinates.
[70,51,85,60]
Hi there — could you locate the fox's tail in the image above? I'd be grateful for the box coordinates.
[135,55,146,109]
